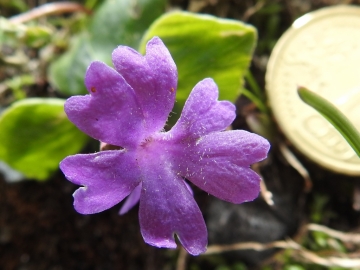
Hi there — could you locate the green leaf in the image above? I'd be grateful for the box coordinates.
[49,0,166,96]
[139,12,257,120]
[0,98,89,180]
[298,86,360,157]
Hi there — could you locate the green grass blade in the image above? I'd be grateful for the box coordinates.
[298,86,360,157]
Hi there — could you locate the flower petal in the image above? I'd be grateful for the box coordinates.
[119,183,142,215]
[112,37,177,133]
[60,150,141,214]
[171,78,236,139]
[138,162,207,255]
[65,61,145,148]
[196,130,271,166]
[177,130,270,204]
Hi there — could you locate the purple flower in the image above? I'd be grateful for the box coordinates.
[60,37,270,255]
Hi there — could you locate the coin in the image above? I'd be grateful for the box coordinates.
[266,5,360,175]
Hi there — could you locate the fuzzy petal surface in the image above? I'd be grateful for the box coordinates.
[65,61,145,148]
[171,78,235,139]
[175,130,270,204]
[138,156,207,255]
[60,151,141,214]
[112,37,177,133]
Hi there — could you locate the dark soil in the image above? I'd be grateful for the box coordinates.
[1,1,360,270]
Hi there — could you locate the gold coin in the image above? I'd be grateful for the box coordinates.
[266,5,360,175]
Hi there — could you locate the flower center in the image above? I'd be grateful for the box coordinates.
[140,137,153,148]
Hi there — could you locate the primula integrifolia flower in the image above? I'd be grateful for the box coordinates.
[60,36,270,255]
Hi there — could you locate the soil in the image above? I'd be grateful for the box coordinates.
[1,1,360,270]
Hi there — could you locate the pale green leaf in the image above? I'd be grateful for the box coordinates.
[0,98,89,180]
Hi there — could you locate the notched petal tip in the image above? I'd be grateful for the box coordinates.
[59,155,83,185]
[139,165,208,256]
[60,152,141,215]
[84,61,125,94]
[112,36,177,133]
[249,133,271,162]
[64,60,146,147]
[198,78,218,91]
[146,36,165,48]
[171,78,236,138]
[72,187,94,215]
[144,236,178,250]
[145,36,177,80]
[177,233,208,256]
[143,232,207,256]
[176,130,270,205]
[112,45,144,74]
[144,232,207,256]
